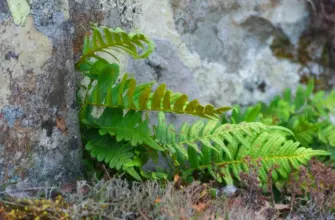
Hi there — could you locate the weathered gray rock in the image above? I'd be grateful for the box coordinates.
[137,0,333,105]
[169,0,307,105]
[0,0,82,186]
[0,0,147,186]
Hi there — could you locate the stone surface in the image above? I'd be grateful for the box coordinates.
[0,1,81,186]
[139,0,308,106]
[0,0,146,186]
[307,0,335,88]
[134,0,332,106]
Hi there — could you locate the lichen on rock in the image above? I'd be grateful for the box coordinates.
[7,0,30,25]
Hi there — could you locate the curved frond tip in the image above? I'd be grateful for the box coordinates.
[76,24,155,68]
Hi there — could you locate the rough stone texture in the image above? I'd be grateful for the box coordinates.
[307,0,335,88]
[0,0,146,186]
[1,0,334,186]
[137,0,306,106]
[0,1,81,186]
[135,0,333,105]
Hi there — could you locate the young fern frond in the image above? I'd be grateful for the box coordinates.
[82,63,230,119]
[155,113,329,184]
[77,24,155,69]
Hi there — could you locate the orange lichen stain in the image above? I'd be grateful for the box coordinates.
[56,116,67,134]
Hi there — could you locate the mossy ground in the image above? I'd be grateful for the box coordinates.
[0,160,334,220]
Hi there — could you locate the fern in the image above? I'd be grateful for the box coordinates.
[81,62,230,119]
[77,24,155,69]
[77,25,230,179]
[155,112,268,158]
[312,90,335,116]
[77,24,230,119]
[319,124,335,147]
[155,113,329,184]
[77,24,330,184]
[82,111,170,180]
[84,129,142,180]
[223,79,335,166]
[202,133,329,184]
[82,107,162,151]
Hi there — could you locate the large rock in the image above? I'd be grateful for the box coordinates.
[0,0,82,186]
[0,0,151,186]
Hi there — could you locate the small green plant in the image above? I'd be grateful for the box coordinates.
[76,24,329,185]
[222,80,335,166]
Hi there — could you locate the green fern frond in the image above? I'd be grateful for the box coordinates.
[155,112,268,158]
[291,119,318,146]
[312,90,335,116]
[155,112,269,169]
[84,130,142,180]
[81,107,163,151]
[77,25,331,185]
[77,24,155,68]
[83,63,230,119]
[319,124,335,147]
[195,132,328,184]
[156,113,329,184]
